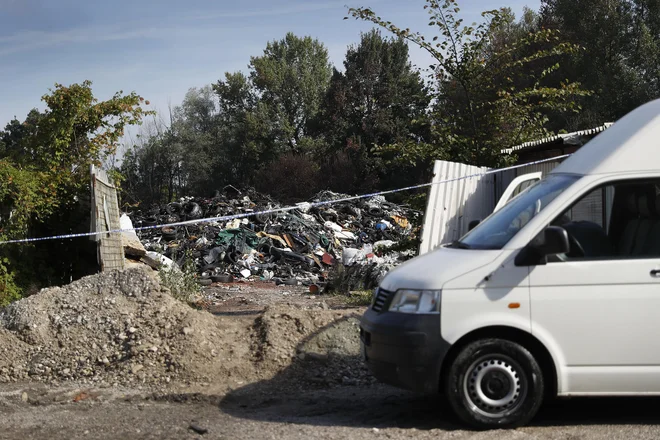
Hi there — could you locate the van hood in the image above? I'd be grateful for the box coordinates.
[379,247,502,291]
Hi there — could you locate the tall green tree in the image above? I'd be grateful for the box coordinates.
[318,29,433,191]
[0,81,151,236]
[120,130,183,207]
[347,0,590,168]
[209,33,334,198]
[540,0,660,128]
[170,86,218,196]
[249,32,333,154]
[213,72,275,187]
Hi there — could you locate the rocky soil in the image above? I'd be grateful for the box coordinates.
[0,268,656,439]
[0,267,369,391]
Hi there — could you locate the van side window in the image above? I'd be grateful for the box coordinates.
[549,180,660,261]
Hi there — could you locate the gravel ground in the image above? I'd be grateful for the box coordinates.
[2,269,659,439]
[201,281,360,315]
[2,382,660,439]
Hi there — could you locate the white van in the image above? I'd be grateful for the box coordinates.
[359,98,660,429]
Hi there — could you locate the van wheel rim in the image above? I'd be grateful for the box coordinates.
[463,355,527,418]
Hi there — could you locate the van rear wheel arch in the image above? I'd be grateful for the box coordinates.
[440,327,558,400]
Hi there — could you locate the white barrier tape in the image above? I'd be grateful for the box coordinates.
[0,154,571,245]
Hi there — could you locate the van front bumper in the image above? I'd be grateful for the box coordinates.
[359,307,449,394]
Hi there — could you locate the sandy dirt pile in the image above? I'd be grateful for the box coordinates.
[0,268,256,386]
[0,268,368,389]
[251,306,372,387]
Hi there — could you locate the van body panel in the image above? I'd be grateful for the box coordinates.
[561,366,660,395]
[378,247,501,292]
[441,251,532,344]
[529,258,660,393]
[440,293,532,345]
[520,320,568,393]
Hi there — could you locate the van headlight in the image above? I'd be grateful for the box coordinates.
[389,290,441,314]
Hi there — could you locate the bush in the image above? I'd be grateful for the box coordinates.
[318,150,379,195]
[0,257,22,306]
[255,153,322,203]
[157,249,201,304]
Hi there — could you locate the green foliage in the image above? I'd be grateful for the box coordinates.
[342,290,374,307]
[120,87,218,206]
[347,0,590,168]
[249,32,333,154]
[1,81,152,234]
[0,160,51,237]
[158,249,201,304]
[122,33,337,205]
[213,73,277,187]
[540,0,660,129]
[255,152,321,203]
[0,257,21,306]
[318,29,433,191]
[0,81,152,300]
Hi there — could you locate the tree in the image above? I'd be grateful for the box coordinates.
[169,86,218,196]
[318,29,433,190]
[213,72,275,187]
[120,86,228,206]
[120,132,181,207]
[249,32,333,154]
[0,81,151,301]
[346,0,590,168]
[0,81,151,234]
[207,33,334,198]
[540,0,660,128]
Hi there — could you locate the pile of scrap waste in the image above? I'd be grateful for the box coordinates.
[124,186,419,289]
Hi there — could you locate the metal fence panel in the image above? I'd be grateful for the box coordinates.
[419,160,496,254]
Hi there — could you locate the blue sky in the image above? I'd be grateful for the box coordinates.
[0,0,540,128]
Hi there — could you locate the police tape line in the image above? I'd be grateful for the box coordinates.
[0,154,572,245]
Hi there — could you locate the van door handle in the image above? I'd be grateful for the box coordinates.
[651,270,660,278]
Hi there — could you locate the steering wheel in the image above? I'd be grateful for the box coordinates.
[566,232,586,258]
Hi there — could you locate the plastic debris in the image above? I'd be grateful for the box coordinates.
[126,187,419,288]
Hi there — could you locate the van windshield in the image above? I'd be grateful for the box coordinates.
[454,174,581,250]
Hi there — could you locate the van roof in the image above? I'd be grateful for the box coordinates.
[550,98,660,176]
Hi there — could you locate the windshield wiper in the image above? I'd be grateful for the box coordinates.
[450,240,471,249]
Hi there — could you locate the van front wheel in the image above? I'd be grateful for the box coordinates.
[445,338,544,429]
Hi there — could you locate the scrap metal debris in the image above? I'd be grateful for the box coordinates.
[126,187,419,288]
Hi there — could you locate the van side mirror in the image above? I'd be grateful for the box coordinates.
[515,226,570,266]
[468,219,481,231]
[531,226,570,256]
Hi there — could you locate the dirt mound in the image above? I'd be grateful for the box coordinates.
[0,327,31,381]
[0,268,370,389]
[0,268,257,386]
[252,306,371,387]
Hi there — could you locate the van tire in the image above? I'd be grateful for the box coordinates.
[444,338,544,430]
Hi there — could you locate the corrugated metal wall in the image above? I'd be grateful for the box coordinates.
[419,158,566,255]
[419,160,496,254]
